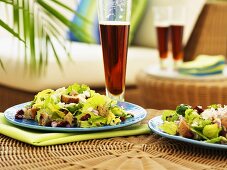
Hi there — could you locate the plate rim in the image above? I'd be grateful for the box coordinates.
[4,101,147,132]
[148,115,227,149]
[144,65,227,81]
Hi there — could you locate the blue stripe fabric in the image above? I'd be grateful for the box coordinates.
[178,55,226,76]
[68,0,99,43]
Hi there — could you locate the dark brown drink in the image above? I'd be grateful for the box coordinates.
[171,25,184,60]
[156,26,169,59]
[99,22,130,95]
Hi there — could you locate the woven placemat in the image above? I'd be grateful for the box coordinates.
[0,109,226,170]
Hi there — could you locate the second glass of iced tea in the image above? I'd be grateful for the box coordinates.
[171,6,185,69]
[153,6,171,70]
[97,0,131,101]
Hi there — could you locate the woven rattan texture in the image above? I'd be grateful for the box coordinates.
[0,110,226,170]
[184,2,227,61]
[137,71,227,110]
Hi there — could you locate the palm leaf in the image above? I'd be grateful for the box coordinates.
[22,0,28,67]
[0,18,24,42]
[50,0,92,24]
[0,0,89,73]
[47,21,72,61]
[36,0,96,43]
[47,35,63,70]
[13,0,20,34]
[0,0,13,5]
[0,59,6,72]
[28,8,36,72]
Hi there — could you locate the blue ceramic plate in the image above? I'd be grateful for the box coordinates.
[4,102,147,132]
[148,116,227,149]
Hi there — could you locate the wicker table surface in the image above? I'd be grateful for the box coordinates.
[0,109,226,170]
[137,70,227,110]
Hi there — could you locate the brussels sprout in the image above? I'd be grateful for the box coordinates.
[203,124,221,139]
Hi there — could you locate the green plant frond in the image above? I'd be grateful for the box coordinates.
[36,0,96,43]
[46,35,63,71]
[0,18,24,42]
[13,0,20,33]
[0,0,90,73]
[47,23,72,61]
[22,0,28,68]
[29,14,37,73]
[40,14,72,61]
[50,0,93,25]
[36,10,43,75]
[44,31,48,71]
[36,8,71,73]
[0,0,13,5]
[0,59,6,72]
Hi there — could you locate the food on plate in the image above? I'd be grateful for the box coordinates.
[159,104,227,144]
[15,83,133,128]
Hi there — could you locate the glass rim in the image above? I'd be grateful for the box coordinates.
[97,0,131,23]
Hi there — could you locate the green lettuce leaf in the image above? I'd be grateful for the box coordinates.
[33,89,54,108]
[159,121,178,135]
[111,106,128,117]
[185,109,200,125]
[65,103,83,115]
[66,83,90,94]
[88,117,107,127]
[206,136,227,144]
[191,127,209,140]
[82,94,110,112]
[191,119,211,131]
[207,104,221,110]
[162,110,179,122]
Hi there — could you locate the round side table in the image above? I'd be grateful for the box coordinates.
[136,67,227,110]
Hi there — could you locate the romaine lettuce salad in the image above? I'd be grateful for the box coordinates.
[15,83,133,128]
[160,104,227,144]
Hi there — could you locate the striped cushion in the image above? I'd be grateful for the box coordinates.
[178,55,225,76]
[68,0,148,44]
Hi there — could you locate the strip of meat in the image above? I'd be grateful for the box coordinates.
[61,94,79,104]
[24,108,39,120]
[39,112,51,126]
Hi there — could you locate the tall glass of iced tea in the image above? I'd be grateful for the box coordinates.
[153,6,171,70]
[170,6,185,69]
[97,0,131,101]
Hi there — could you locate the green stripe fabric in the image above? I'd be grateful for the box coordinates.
[178,55,225,76]
[0,114,151,146]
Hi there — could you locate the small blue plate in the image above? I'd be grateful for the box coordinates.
[148,116,227,149]
[4,102,147,132]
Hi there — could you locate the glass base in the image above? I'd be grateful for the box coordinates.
[106,89,125,102]
[173,59,183,70]
[160,58,168,70]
